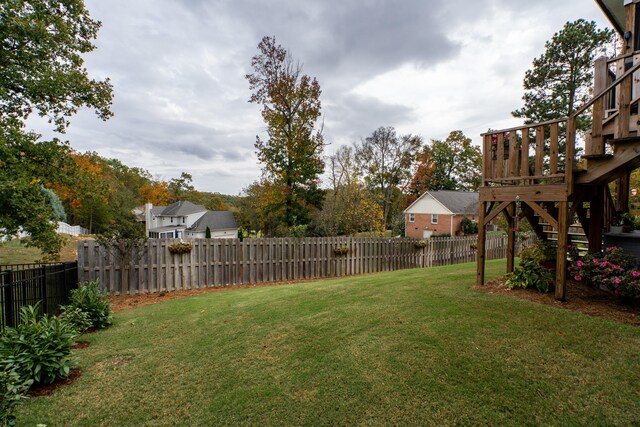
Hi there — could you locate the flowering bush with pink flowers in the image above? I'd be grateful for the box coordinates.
[568,247,640,300]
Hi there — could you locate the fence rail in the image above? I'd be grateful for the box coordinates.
[0,261,79,330]
[78,234,534,295]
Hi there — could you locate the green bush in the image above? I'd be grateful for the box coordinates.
[0,365,33,427]
[505,259,555,293]
[58,305,92,334]
[461,217,478,235]
[68,280,113,329]
[0,304,78,385]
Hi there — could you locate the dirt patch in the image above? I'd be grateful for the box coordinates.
[29,369,82,397]
[475,279,640,325]
[72,341,91,350]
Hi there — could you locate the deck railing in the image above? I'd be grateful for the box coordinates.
[481,57,640,187]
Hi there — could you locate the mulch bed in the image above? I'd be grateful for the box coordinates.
[475,278,640,325]
[29,369,82,397]
[109,277,346,312]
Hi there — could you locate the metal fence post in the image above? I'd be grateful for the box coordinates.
[5,270,15,328]
[41,265,48,315]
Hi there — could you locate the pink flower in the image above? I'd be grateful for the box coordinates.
[634,271,640,277]
[593,258,599,264]
[614,277,622,284]
[574,275,582,281]
[576,260,584,267]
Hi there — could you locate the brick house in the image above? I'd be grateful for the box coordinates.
[403,191,478,238]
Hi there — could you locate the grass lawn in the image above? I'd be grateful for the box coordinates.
[16,260,640,426]
[0,236,85,264]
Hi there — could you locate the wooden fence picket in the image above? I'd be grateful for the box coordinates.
[77,233,534,294]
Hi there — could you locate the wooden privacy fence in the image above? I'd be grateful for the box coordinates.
[78,234,534,295]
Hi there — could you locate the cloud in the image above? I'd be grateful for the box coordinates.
[33,0,613,195]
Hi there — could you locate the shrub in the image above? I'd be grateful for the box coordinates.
[505,259,555,293]
[519,240,557,264]
[461,217,478,235]
[0,304,78,385]
[58,305,92,334]
[569,247,640,300]
[0,365,33,427]
[68,280,113,329]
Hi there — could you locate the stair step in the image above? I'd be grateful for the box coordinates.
[539,222,583,228]
[545,230,586,236]
[610,136,640,145]
[582,153,613,160]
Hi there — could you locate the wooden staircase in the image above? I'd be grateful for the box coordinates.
[477,56,640,300]
[577,137,640,185]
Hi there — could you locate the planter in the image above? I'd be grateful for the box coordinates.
[168,242,192,255]
[333,247,349,256]
[610,226,623,234]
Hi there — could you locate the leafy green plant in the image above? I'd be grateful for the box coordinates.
[504,259,555,293]
[0,304,78,385]
[58,305,92,334]
[0,365,33,427]
[519,240,557,264]
[461,217,478,235]
[68,280,113,329]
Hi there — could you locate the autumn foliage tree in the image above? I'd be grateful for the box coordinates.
[0,0,113,258]
[406,145,436,203]
[246,36,325,232]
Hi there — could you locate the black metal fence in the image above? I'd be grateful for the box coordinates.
[0,261,79,330]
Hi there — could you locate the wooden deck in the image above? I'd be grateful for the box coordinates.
[477,40,640,300]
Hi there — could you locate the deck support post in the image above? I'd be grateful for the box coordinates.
[476,201,487,286]
[506,203,516,274]
[555,201,570,301]
[588,186,604,253]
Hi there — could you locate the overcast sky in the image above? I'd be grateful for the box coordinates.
[32,0,612,195]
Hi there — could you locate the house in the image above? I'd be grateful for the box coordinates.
[138,201,239,239]
[403,191,478,238]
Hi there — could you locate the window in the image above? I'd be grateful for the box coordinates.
[182,217,185,223]
[431,214,438,224]
[409,213,415,222]
[170,217,173,223]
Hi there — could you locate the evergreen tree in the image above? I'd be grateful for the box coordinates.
[512,19,615,133]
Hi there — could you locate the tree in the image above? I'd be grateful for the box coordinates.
[512,19,615,133]
[355,127,422,228]
[168,172,196,201]
[315,146,384,236]
[246,36,325,229]
[0,0,113,258]
[406,145,436,202]
[418,131,481,192]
